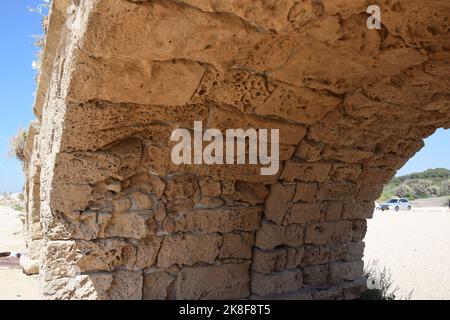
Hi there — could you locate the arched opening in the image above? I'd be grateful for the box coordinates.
[364,128,450,299]
[14,0,450,300]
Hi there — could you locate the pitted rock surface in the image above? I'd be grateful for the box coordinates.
[22,0,450,299]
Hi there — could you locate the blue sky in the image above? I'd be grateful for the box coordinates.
[397,128,450,176]
[0,1,448,193]
[0,1,46,193]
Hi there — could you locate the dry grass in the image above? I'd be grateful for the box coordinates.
[8,129,27,163]
[361,260,413,300]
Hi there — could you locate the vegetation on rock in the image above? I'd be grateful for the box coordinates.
[30,0,50,77]
[380,168,450,201]
[8,129,27,163]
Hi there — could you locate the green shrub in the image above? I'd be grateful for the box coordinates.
[393,184,414,199]
[440,180,450,196]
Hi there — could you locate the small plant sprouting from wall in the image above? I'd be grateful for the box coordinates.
[29,0,51,77]
[8,128,28,163]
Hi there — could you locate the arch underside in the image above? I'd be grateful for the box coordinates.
[23,0,450,299]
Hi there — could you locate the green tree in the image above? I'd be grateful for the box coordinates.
[440,180,450,196]
[393,184,414,199]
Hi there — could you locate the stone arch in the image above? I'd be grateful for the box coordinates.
[23,0,450,299]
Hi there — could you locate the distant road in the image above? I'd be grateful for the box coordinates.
[411,196,449,208]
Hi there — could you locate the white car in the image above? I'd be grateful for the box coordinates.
[380,198,412,212]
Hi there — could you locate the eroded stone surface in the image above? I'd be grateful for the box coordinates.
[22,0,450,300]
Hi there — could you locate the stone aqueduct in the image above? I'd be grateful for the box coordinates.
[22,0,450,299]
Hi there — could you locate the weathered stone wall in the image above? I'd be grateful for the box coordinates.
[22,0,450,299]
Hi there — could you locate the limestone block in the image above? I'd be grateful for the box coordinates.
[280,160,331,182]
[130,174,166,199]
[182,0,299,32]
[102,180,121,193]
[287,203,324,224]
[264,183,295,224]
[328,261,364,284]
[199,178,222,197]
[172,207,261,233]
[230,181,269,206]
[221,181,235,195]
[164,178,199,201]
[331,164,362,181]
[82,0,267,69]
[42,273,113,300]
[251,270,303,296]
[302,265,329,285]
[295,140,323,162]
[220,232,254,259]
[50,183,94,213]
[351,220,367,242]
[322,146,373,163]
[175,263,250,299]
[112,198,132,212]
[324,202,343,221]
[104,212,148,239]
[194,196,224,208]
[255,221,304,250]
[42,210,99,241]
[342,201,375,219]
[157,233,221,268]
[340,280,366,300]
[318,181,357,200]
[169,198,195,213]
[108,270,143,300]
[20,255,39,275]
[293,182,318,203]
[130,192,154,210]
[312,287,343,300]
[329,241,365,263]
[143,270,175,300]
[285,247,305,269]
[305,221,352,245]
[97,212,112,238]
[302,245,330,267]
[135,236,163,269]
[70,53,206,107]
[252,248,287,274]
[151,201,165,222]
[43,240,136,280]
[205,69,273,112]
[207,107,306,146]
[253,84,341,125]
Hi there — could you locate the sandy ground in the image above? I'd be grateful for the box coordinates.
[0,205,40,300]
[411,196,449,207]
[364,208,450,300]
